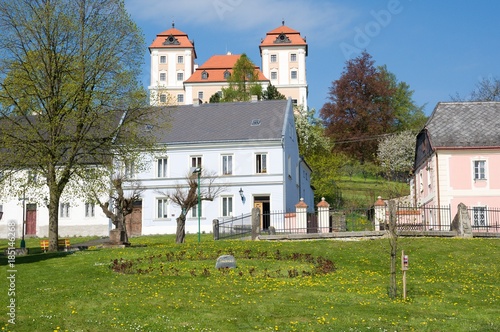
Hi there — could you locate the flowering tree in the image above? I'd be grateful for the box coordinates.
[377,131,416,180]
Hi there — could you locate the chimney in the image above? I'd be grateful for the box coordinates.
[192,98,201,106]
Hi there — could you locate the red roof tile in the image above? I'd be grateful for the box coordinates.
[149,26,196,57]
[260,24,307,48]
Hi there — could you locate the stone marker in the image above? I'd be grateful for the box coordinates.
[215,255,236,269]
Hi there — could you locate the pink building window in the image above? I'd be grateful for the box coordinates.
[474,160,486,180]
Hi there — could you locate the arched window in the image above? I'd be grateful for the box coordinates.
[224,70,231,79]
[201,71,208,80]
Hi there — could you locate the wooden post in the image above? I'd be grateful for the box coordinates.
[401,250,408,300]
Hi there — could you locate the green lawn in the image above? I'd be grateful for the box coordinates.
[1,235,499,331]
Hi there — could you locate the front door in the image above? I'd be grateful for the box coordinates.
[125,201,142,237]
[254,196,270,230]
[26,203,37,235]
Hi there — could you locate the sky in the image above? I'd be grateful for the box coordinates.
[124,0,500,116]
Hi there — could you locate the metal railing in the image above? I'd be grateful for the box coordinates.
[467,207,500,233]
[213,213,252,240]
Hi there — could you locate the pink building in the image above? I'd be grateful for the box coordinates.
[412,102,500,230]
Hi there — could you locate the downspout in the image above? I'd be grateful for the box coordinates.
[435,152,441,227]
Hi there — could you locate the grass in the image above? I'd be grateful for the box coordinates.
[1,235,499,331]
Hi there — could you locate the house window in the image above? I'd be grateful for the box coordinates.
[124,160,135,178]
[85,203,95,217]
[419,171,423,193]
[201,71,208,80]
[59,203,70,218]
[157,198,169,219]
[159,72,166,81]
[222,196,233,217]
[160,55,166,64]
[271,71,277,80]
[474,160,486,180]
[177,72,184,81]
[191,156,202,168]
[290,53,297,62]
[160,94,167,103]
[270,54,277,62]
[191,201,202,218]
[291,70,297,80]
[198,91,204,100]
[222,155,233,175]
[177,55,183,64]
[224,70,231,79]
[177,94,184,103]
[256,153,267,173]
[157,158,168,178]
[473,206,487,226]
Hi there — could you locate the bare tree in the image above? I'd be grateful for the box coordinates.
[159,170,225,244]
[451,76,500,102]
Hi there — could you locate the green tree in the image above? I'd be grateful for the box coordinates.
[263,83,286,100]
[0,0,156,252]
[379,65,427,132]
[320,51,395,163]
[221,54,263,102]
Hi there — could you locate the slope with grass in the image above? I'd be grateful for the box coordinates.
[1,235,499,331]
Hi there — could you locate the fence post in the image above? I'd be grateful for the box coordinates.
[251,208,261,240]
[374,196,386,231]
[317,197,330,233]
[295,198,308,233]
[213,219,219,240]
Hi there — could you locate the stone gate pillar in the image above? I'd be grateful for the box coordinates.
[374,196,386,231]
[295,198,308,233]
[317,197,330,233]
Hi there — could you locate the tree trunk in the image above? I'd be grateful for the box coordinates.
[388,200,398,299]
[176,213,186,244]
[48,193,60,252]
[116,213,129,244]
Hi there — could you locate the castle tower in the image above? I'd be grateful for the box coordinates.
[259,21,308,109]
[148,23,197,105]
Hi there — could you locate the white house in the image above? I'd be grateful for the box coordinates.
[0,99,313,238]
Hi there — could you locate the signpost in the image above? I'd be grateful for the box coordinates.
[401,250,409,300]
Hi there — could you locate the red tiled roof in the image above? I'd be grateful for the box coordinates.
[185,54,269,83]
[149,27,196,57]
[260,24,307,48]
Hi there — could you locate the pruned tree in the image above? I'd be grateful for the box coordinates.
[158,170,225,243]
[221,54,263,102]
[0,0,158,252]
[263,83,286,101]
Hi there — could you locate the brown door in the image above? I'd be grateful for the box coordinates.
[253,196,270,230]
[25,204,37,235]
[125,201,142,237]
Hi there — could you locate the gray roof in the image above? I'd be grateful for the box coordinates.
[426,102,500,148]
[153,99,291,144]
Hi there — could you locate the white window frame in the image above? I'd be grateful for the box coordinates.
[256,153,267,174]
[198,91,204,100]
[159,72,166,81]
[177,72,184,81]
[191,201,203,218]
[160,94,167,103]
[222,196,233,217]
[474,160,486,180]
[291,70,298,80]
[160,55,166,64]
[222,155,233,175]
[290,53,297,62]
[191,156,202,169]
[177,55,184,64]
[157,198,169,219]
[270,54,277,63]
[270,71,278,80]
[177,94,184,103]
[85,203,95,217]
[157,158,168,178]
[59,202,70,218]
[472,206,487,227]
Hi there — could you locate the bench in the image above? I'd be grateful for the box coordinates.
[40,239,71,252]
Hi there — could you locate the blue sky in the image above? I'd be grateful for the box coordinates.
[124,0,499,116]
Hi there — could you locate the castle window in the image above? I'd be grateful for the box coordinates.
[270,54,277,63]
[201,71,208,80]
[177,55,184,64]
[290,53,297,62]
[160,56,166,64]
[224,70,231,79]
[291,70,297,80]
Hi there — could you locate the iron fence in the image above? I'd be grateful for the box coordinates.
[468,207,500,233]
[214,213,252,240]
[395,204,452,231]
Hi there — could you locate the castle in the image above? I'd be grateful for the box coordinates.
[148,21,308,109]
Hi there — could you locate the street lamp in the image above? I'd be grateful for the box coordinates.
[192,167,202,243]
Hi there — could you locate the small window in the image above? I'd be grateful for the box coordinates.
[222,155,233,175]
[222,196,233,217]
[291,70,297,80]
[224,70,231,79]
[159,72,166,81]
[473,206,487,226]
[474,160,486,180]
[160,55,166,64]
[256,153,267,174]
[177,94,184,103]
[177,56,183,64]
[271,72,277,80]
[198,91,204,100]
[124,160,135,178]
[191,156,202,168]
[59,203,70,218]
[177,72,184,81]
[191,201,202,218]
[270,54,277,63]
[290,53,297,62]
[201,71,208,80]
[160,94,167,103]
[157,158,168,178]
[85,203,95,217]
[157,198,169,219]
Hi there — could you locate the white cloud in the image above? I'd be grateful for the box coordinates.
[125,0,357,45]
